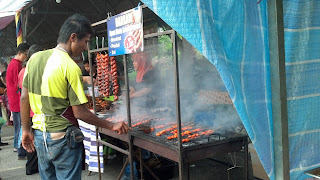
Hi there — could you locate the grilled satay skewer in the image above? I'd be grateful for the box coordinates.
[109,56,119,100]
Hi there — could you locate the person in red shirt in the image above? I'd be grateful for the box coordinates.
[6,43,29,159]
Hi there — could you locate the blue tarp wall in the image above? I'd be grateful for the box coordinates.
[141,0,320,179]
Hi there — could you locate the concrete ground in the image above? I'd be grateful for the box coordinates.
[0,124,124,180]
[0,124,256,180]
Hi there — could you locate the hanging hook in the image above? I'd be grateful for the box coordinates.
[107,12,112,21]
[227,152,242,180]
[102,37,104,48]
[96,36,99,49]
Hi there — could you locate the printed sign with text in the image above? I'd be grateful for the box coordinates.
[107,6,143,56]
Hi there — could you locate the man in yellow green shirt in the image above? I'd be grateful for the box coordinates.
[20,14,129,180]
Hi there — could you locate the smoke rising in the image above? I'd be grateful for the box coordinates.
[107,35,244,136]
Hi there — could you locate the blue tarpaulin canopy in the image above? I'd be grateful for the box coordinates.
[140,0,320,179]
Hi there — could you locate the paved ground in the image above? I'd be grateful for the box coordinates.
[0,125,124,180]
[0,124,254,180]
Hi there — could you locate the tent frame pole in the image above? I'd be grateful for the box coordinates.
[267,0,290,179]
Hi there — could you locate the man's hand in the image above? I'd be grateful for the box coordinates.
[22,131,35,153]
[112,122,130,134]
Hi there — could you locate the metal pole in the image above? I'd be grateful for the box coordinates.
[172,31,184,180]
[118,158,129,180]
[244,138,248,180]
[27,16,47,38]
[87,50,97,113]
[97,139,129,155]
[87,43,101,180]
[23,9,29,42]
[20,11,25,43]
[139,148,143,179]
[123,54,134,180]
[267,0,290,179]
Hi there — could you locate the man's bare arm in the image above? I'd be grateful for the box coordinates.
[72,104,129,134]
[20,87,31,131]
[20,87,35,153]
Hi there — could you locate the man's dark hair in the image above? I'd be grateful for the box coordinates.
[57,14,94,43]
[27,44,43,58]
[83,59,89,65]
[83,58,96,67]
[16,43,30,54]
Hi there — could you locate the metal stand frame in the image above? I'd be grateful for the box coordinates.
[87,41,133,180]
[88,6,249,180]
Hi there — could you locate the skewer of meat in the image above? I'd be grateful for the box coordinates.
[109,56,119,101]
[96,53,106,95]
[95,53,112,96]
[103,54,110,97]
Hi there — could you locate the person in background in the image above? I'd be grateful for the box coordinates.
[0,62,8,74]
[20,14,129,180]
[82,59,98,87]
[18,44,43,175]
[0,71,12,126]
[82,59,96,76]
[0,74,8,147]
[130,52,160,107]
[6,43,29,159]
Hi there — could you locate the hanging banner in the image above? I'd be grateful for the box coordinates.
[15,12,23,46]
[107,6,143,56]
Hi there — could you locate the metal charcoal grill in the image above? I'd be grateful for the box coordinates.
[99,104,248,179]
[89,28,249,180]
[98,110,248,180]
